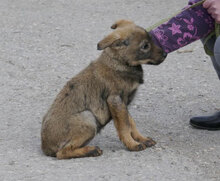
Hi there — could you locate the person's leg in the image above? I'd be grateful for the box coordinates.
[190,36,220,130]
[211,36,220,79]
[214,36,220,72]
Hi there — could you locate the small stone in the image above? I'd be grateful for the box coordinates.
[9,161,15,166]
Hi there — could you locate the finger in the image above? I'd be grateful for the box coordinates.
[211,13,217,20]
[207,7,215,14]
[203,0,213,9]
[216,15,220,24]
[211,10,220,21]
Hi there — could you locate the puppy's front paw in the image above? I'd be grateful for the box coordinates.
[128,143,147,151]
[143,137,156,147]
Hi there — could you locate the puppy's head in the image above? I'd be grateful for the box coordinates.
[97,20,166,66]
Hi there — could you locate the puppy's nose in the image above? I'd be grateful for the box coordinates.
[162,51,167,58]
[97,43,102,50]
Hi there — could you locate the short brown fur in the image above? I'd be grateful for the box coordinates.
[41,20,165,159]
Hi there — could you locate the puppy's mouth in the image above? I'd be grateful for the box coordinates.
[146,59,163,65]
[146,53,167,65]
[129,56,166,66]
[147,61,157,65]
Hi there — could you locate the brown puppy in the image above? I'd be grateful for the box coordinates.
[41,20,166,159]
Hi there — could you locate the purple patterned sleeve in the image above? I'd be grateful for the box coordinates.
[149,0,215,53]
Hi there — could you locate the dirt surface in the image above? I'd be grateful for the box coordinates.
[1,0,220,180]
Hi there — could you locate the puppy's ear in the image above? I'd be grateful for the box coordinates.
[111,19,134,29]
[97,32,121,50]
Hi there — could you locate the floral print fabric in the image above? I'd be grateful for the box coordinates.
[149,0,215,53]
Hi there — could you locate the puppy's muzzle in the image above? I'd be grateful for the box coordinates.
[147,51,167,65]
[162,52,167,59]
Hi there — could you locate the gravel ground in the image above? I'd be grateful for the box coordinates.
[0,0,220,180]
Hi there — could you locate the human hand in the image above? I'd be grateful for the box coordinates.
[203,0,220,23]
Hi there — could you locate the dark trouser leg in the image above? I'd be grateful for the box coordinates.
[210,36,220,79]
[190,36,220,130]
[214,36,220,78]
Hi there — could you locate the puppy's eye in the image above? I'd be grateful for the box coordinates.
[123,39,129,46]
[141,43,149,49]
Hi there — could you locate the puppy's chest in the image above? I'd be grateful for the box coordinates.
[118,81,140,105]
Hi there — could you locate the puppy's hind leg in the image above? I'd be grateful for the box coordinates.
[57,145,103,159]
[56,111,103,159]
